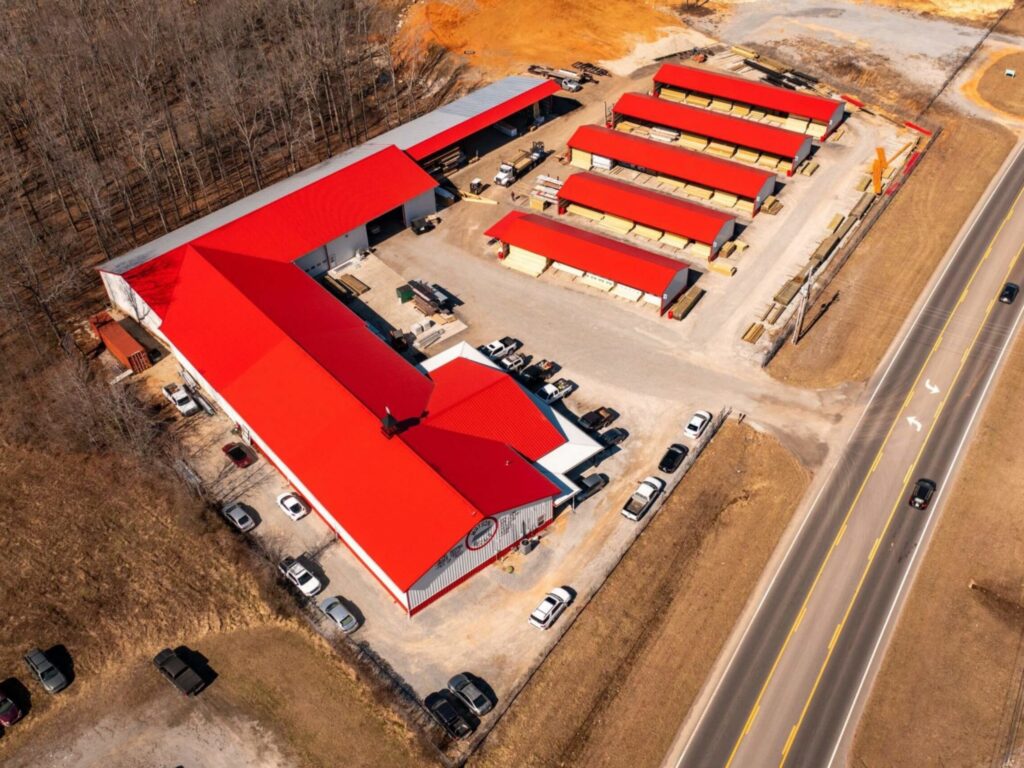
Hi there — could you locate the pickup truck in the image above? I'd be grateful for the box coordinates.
[621,476,665,522]
[538,378,574,404]
[278,556,322,597]
[161,382,199,416]
[579,407,615,432]
[521,359,556,387]
[499,352,528,373]
[153,648,204,695]
[479,337,520,359]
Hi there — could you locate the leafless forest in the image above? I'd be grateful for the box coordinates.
[0,0,460,395]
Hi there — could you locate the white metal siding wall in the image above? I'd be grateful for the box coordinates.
[402,189,437,224]
[406,497,553,611]
[103,272,163,334]
[322,226,369,270]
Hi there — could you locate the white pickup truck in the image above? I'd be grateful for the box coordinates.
[161,382,199,416]
[621,476,665,522]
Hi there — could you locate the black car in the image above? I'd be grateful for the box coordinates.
[908,478,936,510]
[600,427,629,447]
[658,443,689,473]
[410,216,435,235]
[425,691,474,739]
[579,407,615,432]
[153,648,205,696]
[573,473,608,504]
[1000,282,1019,304]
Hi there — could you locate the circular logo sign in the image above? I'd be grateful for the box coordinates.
[466,518,498,550]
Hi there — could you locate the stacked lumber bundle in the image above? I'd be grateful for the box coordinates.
[667,286,705,320]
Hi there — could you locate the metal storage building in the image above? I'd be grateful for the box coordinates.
[485,211,692,312]
[652,63,845,138]
[612,92,812,175]
[98,103,604,615]
[566,124,775,214]
[557,172,735,257]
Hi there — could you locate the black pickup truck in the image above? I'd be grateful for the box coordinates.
[153,648,204,696]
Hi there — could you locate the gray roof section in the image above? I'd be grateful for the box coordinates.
[100,76,550,276]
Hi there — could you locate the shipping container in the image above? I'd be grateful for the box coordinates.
[89,312,151,374]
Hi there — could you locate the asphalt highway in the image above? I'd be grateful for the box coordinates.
[666,143,1024,768]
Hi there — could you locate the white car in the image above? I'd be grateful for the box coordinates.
[320,596,359,633]
[529,587,574,630]
[278,557,322,597]
[621,476,665,522]
[537,378,574,404]
[276,492,309,521]
[684,410,712,439]
[499,352,527,373]
[161,382,199,416]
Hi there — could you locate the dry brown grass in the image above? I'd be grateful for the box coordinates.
[977,50,1024,115]
[471,421,809,768]
[852,317,1024,765]
[769,108,1015,389]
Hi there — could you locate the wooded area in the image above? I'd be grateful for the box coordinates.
[0,0,460,387]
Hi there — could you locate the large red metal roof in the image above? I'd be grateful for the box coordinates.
[121,146,566,593]
[567,124,774,201]
[406,78,560,161]
[485,211,689,300]
[558,172,734,247]
[613,92,811,161]
[654,63,843,125]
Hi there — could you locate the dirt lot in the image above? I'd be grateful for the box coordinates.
[769,108,1015,388]
[398,0,685,77]
[851,315,1024,766]
[470,421,808,768]
[977,50,1024,115]
[3,624,433,768]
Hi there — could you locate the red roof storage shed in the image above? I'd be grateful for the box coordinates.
[653,63,844,133]
[567,124,775,210]
[612,92,812,171]
[557,172,735,253]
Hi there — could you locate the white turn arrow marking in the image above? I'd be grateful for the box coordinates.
[907,416,922,432]
[925,379,940,394]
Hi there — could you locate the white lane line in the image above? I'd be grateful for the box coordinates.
[670,141,1024,768]
[824,291,1024,768]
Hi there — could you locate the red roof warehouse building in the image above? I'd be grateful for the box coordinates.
[652,63,845,138]
[612,92,812,175]
[98,78,601,615]
[567,124,776,213]
[557,172,736,256]
[485,211,692,313]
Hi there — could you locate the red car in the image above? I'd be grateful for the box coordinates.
[222,442,257,468]
[0,690,22,727]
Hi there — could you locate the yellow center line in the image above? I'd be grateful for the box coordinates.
[778,237,1024,768]
[722,182,1024,768]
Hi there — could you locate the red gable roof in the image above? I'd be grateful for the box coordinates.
[613,92,811,161]
[654,63,844,125]
[485,211,689,302]
[567,124,774,201]
[406,78,560,161]
[558,172,734,248]
[122,146,565,593]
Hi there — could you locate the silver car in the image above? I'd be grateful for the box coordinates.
[319,596,359,633]
[529,587,573,630]
[24,648,69,694]
[448,673,493,716]
[222,502,256,532]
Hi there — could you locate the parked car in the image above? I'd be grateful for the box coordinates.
[448,673,494,716]
[578,407,615,432]
[1000,282,1019,304]
[684,410,712,439]
[425,692,474,739]
[410,216,435,235]
[573,473,608,504]
[319,596,360,633]
[909,478,937,510]
[276,492,310,521]
[600,427,629,447]
[23,649,68,694]
[0,689,23,727]
[221,502,257,533]
[222,442,257,468]
[538,378,574,404]
[161,382,199,416]
[529,587,573,630]
[499,352,528,373]
[561,77,582,92]
[621,476,665,522]
[521,359,556,387]
[278,556,322,597]
[153,648,204,696]
[479,337,519,359]
[658,443,689,473]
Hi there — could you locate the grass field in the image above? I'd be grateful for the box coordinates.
[851,316,1024,766]
[471,421,808,768]
[769,108,1015,389]
[977,50,1024,116]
